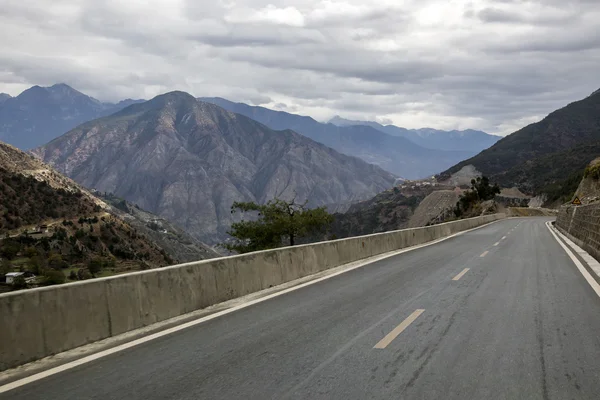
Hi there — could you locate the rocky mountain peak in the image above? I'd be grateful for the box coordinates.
[46,83,102,105]
[34,94,396,243]
[0,84,150,149]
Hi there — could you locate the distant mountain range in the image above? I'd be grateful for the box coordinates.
[0,84,144,149]
[441,89,600,204]
[200,97,493,179]
[0,83,499,180]
[328,116,499,152]
[33,92,396,244]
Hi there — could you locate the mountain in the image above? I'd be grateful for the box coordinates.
[0,93,10,104]
[328,116,500,152]
[0,84,144,150]
[0,141,214,287]
[330,187,430,239]
[96,192,220,262]
[440,89,600,202]
[33,91,396,244]
[199,97,473,179]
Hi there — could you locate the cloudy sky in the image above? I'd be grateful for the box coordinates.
[1,0,599,135]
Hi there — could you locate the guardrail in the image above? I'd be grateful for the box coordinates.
[0,213,505,371]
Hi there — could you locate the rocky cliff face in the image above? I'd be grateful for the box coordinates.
[33,92,396,243]
[0,84,144,150]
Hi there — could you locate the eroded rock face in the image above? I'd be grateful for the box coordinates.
[33,91,396,244]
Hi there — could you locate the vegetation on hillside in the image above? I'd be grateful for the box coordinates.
[98,192,219,262]
[1,216,173,289]
[539,171,584,206]
[0,167,100,231]
[439,90,600,203]
[330,187,429,238]
[225,199,333,253]
[585,163,600,180]
[454,176,500,217]
[0,168,173,289]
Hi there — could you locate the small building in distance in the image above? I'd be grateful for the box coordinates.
[5,272,36,285]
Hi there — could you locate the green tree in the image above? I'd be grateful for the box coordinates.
[0,241,20,260]
[455,176,501,216]
[1,259,12,275]
[470,176,501,201]
[88,257,103,277]
[43,269,66,285]
[24,247,38,258]
[225,198,333,253]
[11,275,28,290]
[27,255,46,275]
[48,253,67,270]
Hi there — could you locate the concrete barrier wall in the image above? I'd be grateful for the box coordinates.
[0,213,505,371]
[556,203,600,263]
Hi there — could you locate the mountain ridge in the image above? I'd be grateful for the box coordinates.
[0,93,11,104]
[439,89,600,202]
[200,97,476,179]
[34,91,396,243]
[0,83,145,150]
[328,115,500,152]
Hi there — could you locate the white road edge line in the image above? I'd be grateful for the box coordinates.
[0,218,506,394]
[546,222,600,298]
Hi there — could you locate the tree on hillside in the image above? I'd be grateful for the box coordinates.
[88,257,103,277]
[225,198,334,254]
[455,176,500,217]
[470,176,501,201]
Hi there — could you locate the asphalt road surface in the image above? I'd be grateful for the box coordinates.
[4,218,600,400]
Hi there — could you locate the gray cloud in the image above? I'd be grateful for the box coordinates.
[1,0,600,135]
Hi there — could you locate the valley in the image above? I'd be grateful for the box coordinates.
[1,82,599,291]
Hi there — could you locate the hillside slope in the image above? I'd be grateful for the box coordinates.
[0,84,143,149]
[440,90,600,198]
[574,158,600,204]
[330,186,438,238]
[407,190,461,228]
[0,142,219,282]
[200,97,471,179]
[33,92,396,243]
[98,193,220,262]
[0,142,179,286]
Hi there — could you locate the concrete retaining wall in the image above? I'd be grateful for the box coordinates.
[556,203,600,263]
[0,213,504,371]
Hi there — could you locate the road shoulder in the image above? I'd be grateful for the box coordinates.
[548,221,600,288]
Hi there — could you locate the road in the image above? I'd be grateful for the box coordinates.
[4,218,600,400]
